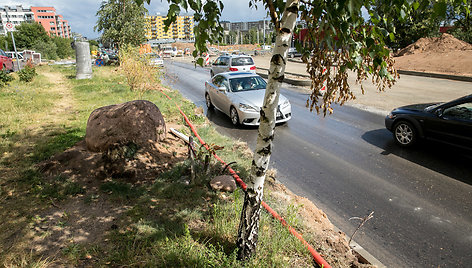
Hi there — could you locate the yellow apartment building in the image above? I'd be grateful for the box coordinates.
[145,15,194,40]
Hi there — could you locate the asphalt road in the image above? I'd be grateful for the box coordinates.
[162,60,472,267]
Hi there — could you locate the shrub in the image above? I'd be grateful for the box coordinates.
[18,62,37,82]
[0,70,14,88]
[119,44,161,98]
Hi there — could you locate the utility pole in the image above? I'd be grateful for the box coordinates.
[263,18,265,45]
[4,9,21,71]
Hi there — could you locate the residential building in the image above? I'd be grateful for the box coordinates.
[30,6,71,38]
[0,5,34,35]
[221,19,273,33]
[145,14,194,41]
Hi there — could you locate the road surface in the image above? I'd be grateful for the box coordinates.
[162,59,472,267]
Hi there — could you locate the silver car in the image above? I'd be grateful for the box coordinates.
[210,55,256,77]
[148,53,164,67]
[205,72,292,126]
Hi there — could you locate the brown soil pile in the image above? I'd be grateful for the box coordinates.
[394,33,472,77]
[396,33,472,56]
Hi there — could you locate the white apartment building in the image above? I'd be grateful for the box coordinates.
[0,5,34,35]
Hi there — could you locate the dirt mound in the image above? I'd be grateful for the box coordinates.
[396,33,472,56]
[39,125,186,182]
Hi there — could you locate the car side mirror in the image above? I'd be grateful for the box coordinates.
[435,109,443,117]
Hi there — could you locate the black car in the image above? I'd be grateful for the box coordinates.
[385,94,472,149]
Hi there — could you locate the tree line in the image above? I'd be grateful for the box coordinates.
[0,22,75,60]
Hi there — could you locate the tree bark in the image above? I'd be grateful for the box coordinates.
[236,0,299,260]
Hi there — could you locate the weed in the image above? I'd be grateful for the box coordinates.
[18,63,38,82]
[64,182,85,196]
[0,70,14,87]
[99,181,145,200]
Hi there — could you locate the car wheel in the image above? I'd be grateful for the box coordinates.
[205,93,214,109]
[230,107,240,126]
[393,121,417,147]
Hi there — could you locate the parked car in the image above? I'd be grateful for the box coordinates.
[162,46,177,57]
[385,94,472,149]
[6,51,24,61]
[0,49,14,73]
[149,54,164,67]
[287,47,301,58]
[210,55,256,77]
[205,72,292,126]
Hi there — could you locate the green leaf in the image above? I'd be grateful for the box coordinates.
[400,9,406,20]
[379,66,389,77]
[196,57,204,66]
[412,1,420,10]
[433,1,448,18]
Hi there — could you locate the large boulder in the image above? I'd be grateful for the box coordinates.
[86,100,166,152]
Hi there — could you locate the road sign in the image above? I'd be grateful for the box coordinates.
[5,22,14,31]
[95,58,104,67]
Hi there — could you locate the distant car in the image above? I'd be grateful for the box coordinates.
[6,51,24,62]
[148,54,164,67]
[0,49,14,73]
[205,72,291,126]
[162,46,177,57]
[385,94,472,149]
[210,55,256,77]
[287,47,301,58]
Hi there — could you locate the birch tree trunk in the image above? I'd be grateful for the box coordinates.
[237,0,299,260]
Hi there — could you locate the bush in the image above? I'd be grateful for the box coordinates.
[18,63,37,82]
[119,44,161,98]
[33,40,58,60]
[0,70,14,88]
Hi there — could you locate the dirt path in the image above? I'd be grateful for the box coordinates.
[0,68,80,265]
[39,70,76,125]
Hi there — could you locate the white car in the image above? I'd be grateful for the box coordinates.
[210,55,256,77]
[149,54,164,67]
[162,47,177,57]
[205,72,291,126]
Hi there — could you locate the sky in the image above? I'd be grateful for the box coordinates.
[3,0,267,39]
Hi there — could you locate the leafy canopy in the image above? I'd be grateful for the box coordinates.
[95,0,148,48]
[135,0,469,113]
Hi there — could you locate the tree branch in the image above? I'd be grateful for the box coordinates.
[265,0,280,31]
[299,0,316,8]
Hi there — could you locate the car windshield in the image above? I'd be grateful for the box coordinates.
[229,76,266,92]
[231,57,254,66]
[424,103,444,111]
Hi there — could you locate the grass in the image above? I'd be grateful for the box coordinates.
[0,64,318,267]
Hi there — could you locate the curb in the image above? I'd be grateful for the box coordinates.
[396,69,472,82]
[256,67,311,87]
[284,58,472,83]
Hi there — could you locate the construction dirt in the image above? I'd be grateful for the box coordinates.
[175,33,472,77]
[394,33,472,77]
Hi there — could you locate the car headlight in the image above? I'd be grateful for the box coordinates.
[387,112,396,119]
[280,99,290,109]
[239,103,258,112]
